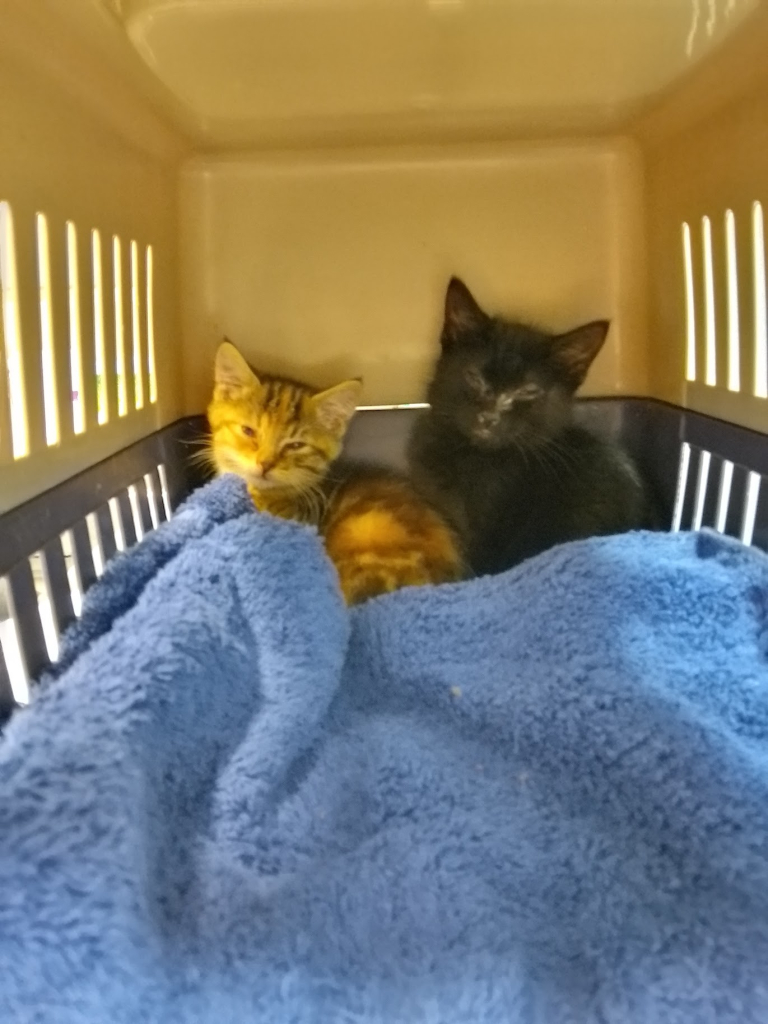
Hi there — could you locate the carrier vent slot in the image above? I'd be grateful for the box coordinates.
[144,471,161,529]
[0,478,172,707]
[108,495,128,552]
[28,551,60,663]
[85,511,106,578]
[673,439,768,549]
[0,201,29,459]
[725,209,741,393]
[715,459,735,533]
[753,201,767,399]
[157,463,172,520]
[701,215,718,388]
[6,558,50,682]
[683,222,697,383]
[0,481,172,708]
[0,576,28,707]
[672,441,692,532]
[65,222,86,435]
[683,200,768,421]
[2,205,161,519]
[146,245,157,405]
[740,471,762,546]
[129,240,144,411]
[35,214,61,447]
[60,530,83,619]
[128,481,153,541]
[91,229,110,424]
[38,538,76,641]
[691,448,712,530]
[112,235,129,417]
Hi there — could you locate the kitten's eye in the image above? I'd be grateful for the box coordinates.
[464,368,485,391]
[241,425,256,438]
[518,385,543,401]
[282,440,305,452]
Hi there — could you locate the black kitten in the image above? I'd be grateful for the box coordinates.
[408,277,656,575]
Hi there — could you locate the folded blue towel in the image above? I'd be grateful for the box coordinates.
[2,476,768,1022]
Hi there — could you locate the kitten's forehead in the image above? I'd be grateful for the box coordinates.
[459,341,541,387]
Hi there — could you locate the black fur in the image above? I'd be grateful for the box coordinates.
[407,278,656,575]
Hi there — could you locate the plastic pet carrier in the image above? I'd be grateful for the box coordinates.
[2,0,768,718]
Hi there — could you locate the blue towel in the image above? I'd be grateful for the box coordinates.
[1,475,768,1023]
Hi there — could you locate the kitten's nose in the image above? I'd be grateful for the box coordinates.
[478,412,497,429]
[255,459,275,477]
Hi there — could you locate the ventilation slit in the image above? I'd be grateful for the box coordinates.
[0,202,28,458]
[715,459,735,533]
[35,214,59,446]
[672,442,692,532]
[65,223,85,434]
[753,201,768,399]
[85,511,105,577]
[130,241,144,410]
[144,472,161,529]
[112,236,128,417]
[741,471,761,546]
[692,449,712,530]
[146,245,157,404]
[157,463,172,519]
[702,215,717,386]
[0,576,28,705]
[29,551,59,663]
[91,230,108,424]
[127,483,145,542]
[108,496,127,552]
[683,222,697,382]
[725,210,740,392]
[61,530,83,617]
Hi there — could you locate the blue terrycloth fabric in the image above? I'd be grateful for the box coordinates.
[2,475,768,1023]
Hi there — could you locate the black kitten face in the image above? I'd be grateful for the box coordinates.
[427,278,609,450]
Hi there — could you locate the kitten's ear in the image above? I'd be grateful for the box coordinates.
[214,340,259,392]
[442,277,487,347]
[550,320,610,389]
[311,378,362,435]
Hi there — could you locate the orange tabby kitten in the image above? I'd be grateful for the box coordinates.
[206,341,463,604]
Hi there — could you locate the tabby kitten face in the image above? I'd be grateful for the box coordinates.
[428,278,609,450]
[207,341,361,494]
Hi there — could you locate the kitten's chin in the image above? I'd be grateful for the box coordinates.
[469,428,509,450]
[248,471,320,494]
[469,426,544,451]
[243,475,280,490]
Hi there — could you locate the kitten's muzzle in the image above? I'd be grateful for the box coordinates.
[245,459,279,487]
[475,412,499,438]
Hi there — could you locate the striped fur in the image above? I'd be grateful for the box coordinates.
[322,465,464,604]
[206,341,464,604]
[206,341,360,523]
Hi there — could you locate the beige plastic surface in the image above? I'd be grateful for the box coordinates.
[0,1,185,513]
[180,140,646,409]
[641,3,768,430]
[2,0,768,514]
[120,0,757,148]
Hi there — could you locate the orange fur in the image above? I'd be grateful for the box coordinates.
[205,340,464,604]
[206,340,360,523]
[322,474,464,605]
